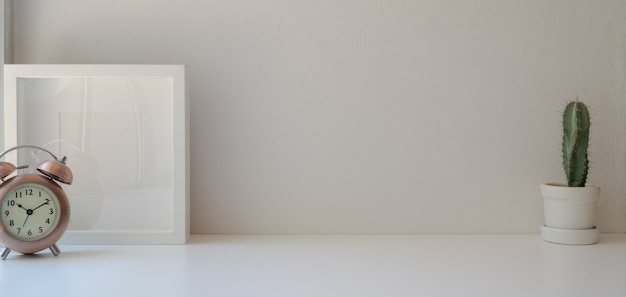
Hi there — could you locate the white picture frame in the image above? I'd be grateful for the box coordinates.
[3,64,189,244]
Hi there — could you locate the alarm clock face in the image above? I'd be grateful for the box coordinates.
[0,183,61,241]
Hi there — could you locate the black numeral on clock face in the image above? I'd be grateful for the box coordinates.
[14,189,35,198]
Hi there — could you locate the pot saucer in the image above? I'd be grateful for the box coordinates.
[541,225,599,245]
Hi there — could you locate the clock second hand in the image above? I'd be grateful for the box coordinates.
[22,214,30,227]
[17,204,37,227]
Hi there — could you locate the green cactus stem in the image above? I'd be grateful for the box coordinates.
[562,101,590,187]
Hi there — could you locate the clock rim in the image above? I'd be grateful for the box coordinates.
[0,174,70,254]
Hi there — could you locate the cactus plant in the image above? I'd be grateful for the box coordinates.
[562,101,590,187]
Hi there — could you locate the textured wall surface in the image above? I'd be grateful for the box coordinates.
[11,0,626,233]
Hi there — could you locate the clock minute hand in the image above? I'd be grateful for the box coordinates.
[32,200,50,212]
[18,200,50,228]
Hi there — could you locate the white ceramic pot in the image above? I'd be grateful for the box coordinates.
[540,183,600,245]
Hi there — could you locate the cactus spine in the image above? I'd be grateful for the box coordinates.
[562,101,590,187]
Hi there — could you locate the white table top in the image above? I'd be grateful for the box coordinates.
[1,234,625,297]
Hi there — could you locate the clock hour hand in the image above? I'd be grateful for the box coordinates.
[16,203,38,227]
[17,204,29,214]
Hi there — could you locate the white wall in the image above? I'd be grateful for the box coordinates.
[11,0,626,234]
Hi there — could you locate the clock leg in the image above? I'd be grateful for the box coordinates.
[1,247,10,260]
[49,244,61,256]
